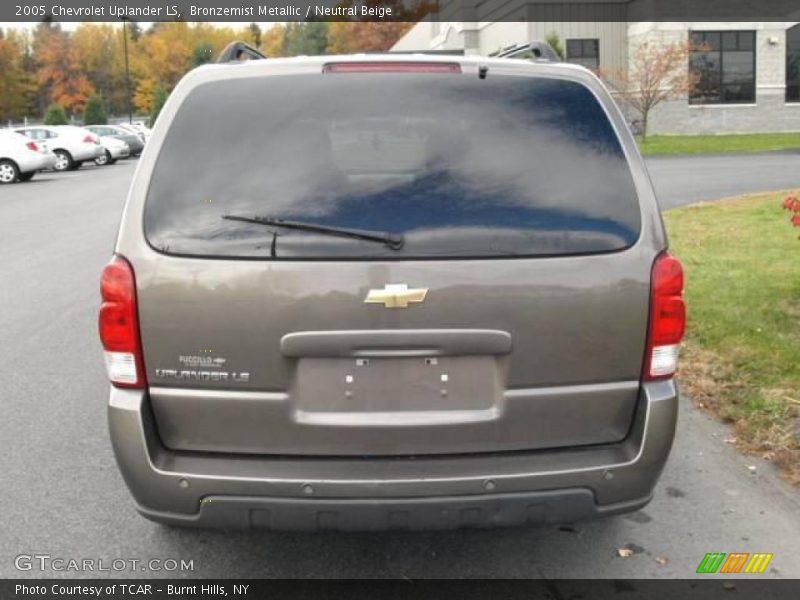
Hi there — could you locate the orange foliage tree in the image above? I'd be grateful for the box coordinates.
[327,0,434,53]
[259,24,285,57]
[35,25,94,115]
[327,21,415,53]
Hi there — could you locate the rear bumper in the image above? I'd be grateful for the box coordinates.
[106,145,130,159]
[138,490,650,531]
[38,154,58,171]
[128,140,145,155]
[72,144,104,161]
[108,380,678,531]
[17,152,56,173]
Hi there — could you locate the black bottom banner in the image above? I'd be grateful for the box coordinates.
[3,579,800,600]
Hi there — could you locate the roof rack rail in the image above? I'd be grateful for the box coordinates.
[217,41,265,63]
[490,41,561,62]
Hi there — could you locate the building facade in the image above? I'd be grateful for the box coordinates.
[392,16,800,135]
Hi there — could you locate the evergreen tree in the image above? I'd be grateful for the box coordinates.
[283,22,328,56]
[83,92,107,125]
[149,82,167,127]
[192,42,214,67]
[248,23,261,49]
[43,103,68,125]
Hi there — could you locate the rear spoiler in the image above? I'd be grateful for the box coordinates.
[216,40,561,64]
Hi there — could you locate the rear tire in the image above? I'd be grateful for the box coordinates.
[72,161,83,171]
[53,150,73,172]
[94,150,111,166]
[18,171,35,182]
[0,159,19,185]
[0,159,20,183]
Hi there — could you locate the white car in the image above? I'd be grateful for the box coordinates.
[94,136,130,166]
[15,125,104,171]
[0,130,57,184]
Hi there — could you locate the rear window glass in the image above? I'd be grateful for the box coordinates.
[144,71,640,259]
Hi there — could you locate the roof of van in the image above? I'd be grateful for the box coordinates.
[197,52,595,78]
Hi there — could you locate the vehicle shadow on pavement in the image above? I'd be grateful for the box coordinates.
[146,516,626,578]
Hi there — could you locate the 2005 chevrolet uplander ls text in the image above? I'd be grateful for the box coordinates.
[100,53,686,531]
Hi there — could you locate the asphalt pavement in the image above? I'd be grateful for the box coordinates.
[1,155,799,579]
[645,150,800,209]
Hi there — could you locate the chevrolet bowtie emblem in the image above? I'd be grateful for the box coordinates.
[364,284,428,308]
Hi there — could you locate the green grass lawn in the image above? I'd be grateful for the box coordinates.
[664,191,800,483]
[637,133,800,155]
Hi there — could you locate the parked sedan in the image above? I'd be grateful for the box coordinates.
[0,130,57,184]
[15,125,103,171]
[94,137,130,166]
[85,125,145,157]
[119,121,152,144]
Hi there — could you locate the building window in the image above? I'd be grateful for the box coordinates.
[788,25,800,102]
[690,31,756,104]
[566,39,599,69]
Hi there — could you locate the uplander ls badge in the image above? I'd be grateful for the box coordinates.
[364,284,428,309]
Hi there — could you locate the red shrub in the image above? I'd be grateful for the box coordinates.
[783,195,800,236]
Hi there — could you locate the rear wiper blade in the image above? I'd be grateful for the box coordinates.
[222,214,404,250]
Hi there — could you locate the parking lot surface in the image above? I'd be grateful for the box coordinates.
[1,159,799,578]
[646,151,800,209]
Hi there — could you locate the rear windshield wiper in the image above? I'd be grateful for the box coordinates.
[222,214,405,251]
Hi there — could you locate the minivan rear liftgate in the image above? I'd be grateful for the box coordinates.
[132,67,651,458]
[138,248,650,456]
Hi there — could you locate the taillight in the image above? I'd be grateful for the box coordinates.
[84,135,98,144]
[99,255,146,388]
[26,141,39,152]
[643,252,686,380]
[322,62,461,74]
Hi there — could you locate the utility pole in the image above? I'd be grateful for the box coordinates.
[121,17,133,124]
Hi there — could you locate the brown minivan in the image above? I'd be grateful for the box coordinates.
[100,52,685,530]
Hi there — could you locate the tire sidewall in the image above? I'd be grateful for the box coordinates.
[53,150,72,172]
[95,150,111,166]
[0,159,20,184]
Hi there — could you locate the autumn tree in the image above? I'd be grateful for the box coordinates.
[133,23,192,91]
[0,29,35,121]
[132,78,156,114]
[327,21,414,53]
[259,25,285,57]
[34,23,94,115]
[599,39,694,140]
[72,24,128,116]
[326,0,432,53]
